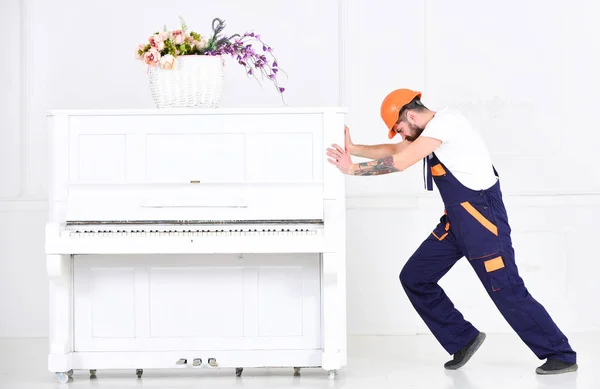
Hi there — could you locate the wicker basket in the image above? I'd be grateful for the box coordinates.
[148,55,224,108]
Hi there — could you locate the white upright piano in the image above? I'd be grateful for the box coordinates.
[44,108,347,383]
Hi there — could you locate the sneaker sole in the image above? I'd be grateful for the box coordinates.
[444,332,486,370]
[536,363,578,375]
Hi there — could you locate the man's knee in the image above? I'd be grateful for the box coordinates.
[399,259,418,288]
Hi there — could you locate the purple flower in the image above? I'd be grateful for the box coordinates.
[200,24,284,96]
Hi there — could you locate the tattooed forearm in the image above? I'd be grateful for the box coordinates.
[353,155,400,176]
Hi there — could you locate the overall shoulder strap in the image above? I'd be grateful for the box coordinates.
[423,154,434,191]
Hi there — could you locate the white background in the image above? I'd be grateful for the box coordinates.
[1,0,599,338]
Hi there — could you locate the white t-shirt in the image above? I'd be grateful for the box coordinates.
[420,108,498,191]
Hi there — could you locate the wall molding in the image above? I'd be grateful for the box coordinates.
[346,192,600,209]
[0,0,23,199]
[3,193,596,213]
[337,0,347,108]
[0,199,47,212]
[20,0,31,199]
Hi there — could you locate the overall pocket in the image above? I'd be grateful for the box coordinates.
[431,213,450,241]
[456,196,501,259]
[431,163,447,177]
[484,255,510,292]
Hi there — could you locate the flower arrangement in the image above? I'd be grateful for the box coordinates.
[135,17,286,98]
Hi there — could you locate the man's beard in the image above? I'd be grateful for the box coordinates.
[404,122,425,142]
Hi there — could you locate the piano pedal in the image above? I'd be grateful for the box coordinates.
[192,358,202,367]
[176,358,187,366]
[208,358,218,368]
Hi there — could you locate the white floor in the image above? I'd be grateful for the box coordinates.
[0,334,596,389]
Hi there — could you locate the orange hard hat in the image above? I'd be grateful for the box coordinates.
[380,88,422,139]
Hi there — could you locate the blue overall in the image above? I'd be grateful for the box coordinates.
[399,152,576,363]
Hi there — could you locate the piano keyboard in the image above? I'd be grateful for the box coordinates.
[66,227,321,238]
[52,220,327,254]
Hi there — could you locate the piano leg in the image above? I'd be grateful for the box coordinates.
[47,254,75,381]
[321,252,342,379]
[321,194,346,379]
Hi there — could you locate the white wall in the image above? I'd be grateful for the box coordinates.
[0,0,51,337]
[0,0,340,337]
[343,0,600,336]
[2,0,600,338]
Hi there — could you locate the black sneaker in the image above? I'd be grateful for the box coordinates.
[444,332,486,370]
[536,359,578,375]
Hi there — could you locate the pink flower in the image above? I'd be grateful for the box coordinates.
[159,54,176,70]
[159,32,169,41]
[135,44,145,59]
[149,34,165,51]
[143,48,161,66]
[171,29,185,44]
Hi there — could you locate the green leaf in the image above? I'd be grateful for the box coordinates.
[179,16,188,32]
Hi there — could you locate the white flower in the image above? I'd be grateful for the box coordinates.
[195,37,208,50]
[159,54,176,70]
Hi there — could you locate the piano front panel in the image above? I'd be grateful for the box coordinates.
[245,132,316,182]
[80,267,137,339]
[68,113,323,184]
[63,112,329,222]
[73,253,321,352]
[149,266,245,337]
[146,133,246,183]
[73,134,127,183]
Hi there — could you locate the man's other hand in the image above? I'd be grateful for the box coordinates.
[344,125,354,154]
[326,143,354,175]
